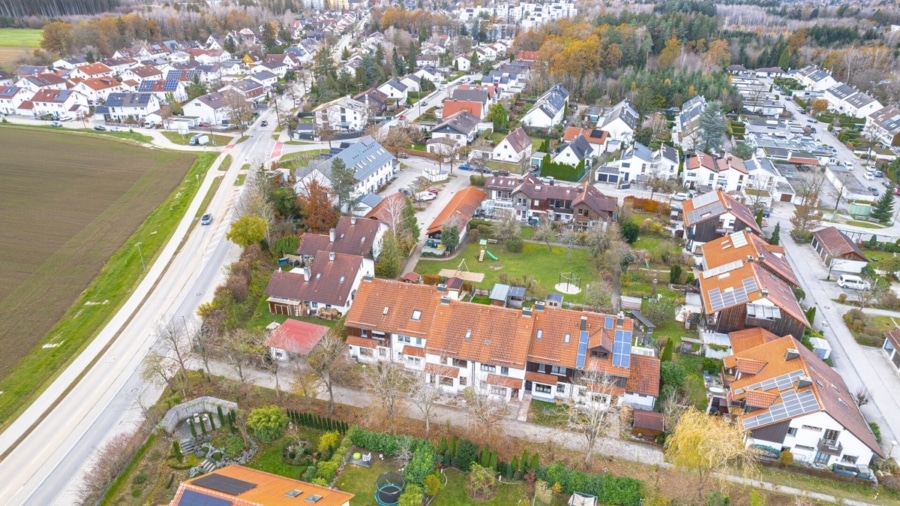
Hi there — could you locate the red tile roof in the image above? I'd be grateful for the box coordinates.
[625,354,661,397]
[487,374,522,389]
[296,215,383,258]
[426,186,486,235]
[812,227,867,262]
[403,345,425,357]
[264,251,365,307]
[343,278,439,338]
[425,363,459,377]
[264,319,329,356]
[441,99,482,119]
[633,409,664,432]
[525,371,559,385]
[702,230,799,287]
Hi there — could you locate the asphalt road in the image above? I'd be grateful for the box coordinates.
[0,112,279,505]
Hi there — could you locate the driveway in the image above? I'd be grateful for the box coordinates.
[775,213,900,454]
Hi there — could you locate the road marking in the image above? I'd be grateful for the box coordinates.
[270,142,284,159]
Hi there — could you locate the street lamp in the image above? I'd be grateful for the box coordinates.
[891,440,897,459]
[135,242,145,272]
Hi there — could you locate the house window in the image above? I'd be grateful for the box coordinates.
[416,337,423,346]
[452,358,468,368]
[500,366,509,376]
[787,427,798,437]
[801,425,822,432]
[397,335,411,344]
[411,310,422,321]
[406,356,422,367]
[481,364,496,372]
[361,329,368,337]
[459,376,467,386]
[537,364,546,373]
[794,445,815,451]
[534,384,552,394]
[490,386,506,396]
[551,365,567,376]
[557,383,566,394]
[841,455,858,464]
[440,376,454,386]
[378,348,387,357]
[360,348,373,357]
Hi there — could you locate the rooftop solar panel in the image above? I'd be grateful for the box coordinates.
[604,316,614,329]
[576,330,589,369]
[612,330,632,368]
[193,474,256,496]
[178,489,232,506]
[691,191,720,208]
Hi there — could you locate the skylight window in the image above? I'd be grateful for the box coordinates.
[411,310,422,321]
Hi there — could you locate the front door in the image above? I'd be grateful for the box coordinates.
[814,451,830,465]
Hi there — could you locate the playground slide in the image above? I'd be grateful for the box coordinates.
[485,249,498,261]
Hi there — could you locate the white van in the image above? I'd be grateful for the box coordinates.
[837,274,870,290]
[190,134,210,146]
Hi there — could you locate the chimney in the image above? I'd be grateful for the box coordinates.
[522,306,532,318]
[761,288,768,296]
[303,267,311,281]
[785,348,800,361]
[351,216,357,225]
[437,284,447,293]
[363,274,373,282]
[328,251,335,262]
[617,311,625,326]
[747,255,754,262]
[757,254,764,261]
[580,315,587,331]
[797,375,812,388]
[534,300,545,311]
[440,295,451,305]
[329,228,335,242]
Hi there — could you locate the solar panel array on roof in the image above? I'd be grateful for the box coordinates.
[691,191,721,208]
[743,389,820,429]
[702,259,744,278]
[746,303,781,320]
[686,201,725,225]
[612,330,632,368]
[178,489,232,506]
[138,80,156,92]
[730,231,748,248]
[576,330,589,368]
[193,474,257,496]
[735,370,805,395]
[708,277,758,312]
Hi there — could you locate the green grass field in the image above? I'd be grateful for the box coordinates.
[160,131,234,146]
[414,241,596,303]
[0,126,214,428]
[0,28,42,47]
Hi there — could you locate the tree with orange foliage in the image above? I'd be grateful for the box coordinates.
[298,180,338,233]
[658,37,682,68]
[702,39,731,71]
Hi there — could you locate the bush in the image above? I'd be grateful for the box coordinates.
[660,361,686,388]
[398,484,424,506]
[424,474,441,496]
[470,175,486,186]
[779,450,794,466]
[404,445,437,486]
[246,406,289,443]
[538,462,642,506]
[505,237,524,253]
[701,358,722,374]
[318,431,340,454]
[621,221,640,244]
[869,422,882,443]
[316,460,339,483]
[669,264,682,284]
[455,439,479,471]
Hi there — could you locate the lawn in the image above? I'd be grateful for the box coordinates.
[846,219,886,229]
[414,241,597,303]
[160,131,234,146]
[278,149,329,169]
[0,28,41,64]
[246,429,323,478]
[528,399,568,428]
[0,126,211,427]
[863,249,895,262]
[333,460,393,506]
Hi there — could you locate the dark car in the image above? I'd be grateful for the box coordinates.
[199,122,210,127]
[261,120,268,127]
[93,125,106,131]
[200,213,213,225]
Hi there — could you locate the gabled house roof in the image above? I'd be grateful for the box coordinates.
[365,192,407,225]
[380,77,407,92]
[172,464,354,506]
[812,227,867,262]
[432,110,480,137]
[353,88,388,108]
[562,127,608,146]
[702,230,799,287]
[22,73,66,87]
[725,335,882,456]
[451,87,489,106]
[500,127,531,153]
[264,318,330,356]
[78,77,121,91]
[697,260,808,329]
[564,135,593,161]
[427,186,486,235]
[526,84,568,120]
[105,92,155,108]
[191,92,229,110]
[658,144,679,164]
[601,99,639,131]
[682,190,762,235]
[30,88,78,104]
[129,65,163,78]
[825,84,857,101]
[623,142,652,162]
[441,99,482,119]
[75,62,112,76]
[296,215,382,258]
[344,278,439,338]
[728,327,782,354]
[869,106,900,136]
[573,182,617,215]
[685,151,748,174]
[305,136,394,187]
[264,250,364,307]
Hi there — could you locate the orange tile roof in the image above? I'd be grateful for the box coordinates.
[264,319,329,356]
[426,186,486,235]
[728,328,782,355]
[344,278,438,338]
[561,126,607,145]
[77,62,112,75]
[346,336,377,349]
[727,336,882,456]
[745,389,779,408]
[441,99,482,119]
[682,190,762,235]
[365,192,407,225]
[403,345,425,357]
[633,409,664,432]
[702,230,799,287]
[172,464,354,506]
[425,362,459,377]
[487,374,523,389]
[525,371,559,385]
[735,357,768,375]
[625,354,661,397]
[427,298,532,368]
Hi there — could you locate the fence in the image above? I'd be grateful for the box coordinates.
[159,396,238,434]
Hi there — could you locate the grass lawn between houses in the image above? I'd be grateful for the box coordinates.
[414,241,597,304]
[160,131,234,146]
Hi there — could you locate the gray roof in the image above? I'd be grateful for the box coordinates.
[745,158,778,177]
[382,78,407,92]
[433,110,480,136]
[252,70,277,81]
[845,91,877,109]
[228,79,263,93]
[489,283,510,301]
[531,84,568,119]
[306,136,395,186]
[451,88,489,104]
[678,95,706,127]
[826,84,856,101]
[602,99,639,130]
[358,192,382,208]
[105,92,154,108]
[626,142,652,162]
[870,107,900,135]
[659,144,679,164]
[564,135,592,161]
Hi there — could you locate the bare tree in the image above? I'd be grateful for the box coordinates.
[263,355,283,400]
[854,387,870,407]
[462,386,508,447]
[77,431,141,505]
[292,360,321,400]
[409,372,442,438]
[306,331,348,414]
[223,89,255,136]
[156,321,190,396]
[220,329,266,398]
[366,361,412,434]
[790,172,826,242]
[141,351,179,395]
[566,368,619,464]
[532,220,558,252]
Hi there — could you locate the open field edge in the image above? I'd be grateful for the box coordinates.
[0,151,219,430]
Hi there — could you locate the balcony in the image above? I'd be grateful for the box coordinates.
[817,438,843,456]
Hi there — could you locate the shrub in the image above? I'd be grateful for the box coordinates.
[455,439,479,471]
[505,236,524,253]
[538,462,642,506]
[316,460,339,483]
[660,339,674,362]
[701,358,722,374]
[405,445,437,486]
[621,221,639,244]
[779,450,794,467]
[660,361,686,388]
[424,474,441,496]
[837,293,848,303]
[398,484,424,506]
[669,264,682,284]
[869,422,882,443]
[246,406,289,443]
[318,431,340,454]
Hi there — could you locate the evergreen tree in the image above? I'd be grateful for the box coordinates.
[755,209,764,228]
[442,225,460,252]
[375,231,403,278]
[698,101,726,153]
[871,190,895,223]
[331,158,357,214]
[768,222,781,245]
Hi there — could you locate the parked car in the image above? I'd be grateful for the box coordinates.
[398,153,409,159]
[190,134,210,146]
[458,163,472,171]
[672,192,690,201]
[864,172,875,180]
[199,122,210,127]
[50,121,62,127]
[93,125,106,131]
[415,191,437,202]
[427,187,439,195]
[875,170,884,178]
[260,120,268,127]
[200,213,213,225]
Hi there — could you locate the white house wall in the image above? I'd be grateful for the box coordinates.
[749,410,875,467]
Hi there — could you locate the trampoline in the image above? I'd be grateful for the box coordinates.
[374,471,405,506]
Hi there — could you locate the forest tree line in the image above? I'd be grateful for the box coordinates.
[0,0,119,18]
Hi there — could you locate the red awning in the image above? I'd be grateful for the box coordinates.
[347,336,377,349]
[425,363,460,378]
[487,374,522,389]
[402,345,425,357]
[525,372,559,385]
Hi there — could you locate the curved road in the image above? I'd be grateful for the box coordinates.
[0,111,279,504]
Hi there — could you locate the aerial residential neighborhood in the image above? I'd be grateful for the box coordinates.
[2,0,900,505]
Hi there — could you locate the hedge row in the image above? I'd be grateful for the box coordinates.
[538,462,642,506]
[286,410,348,433]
